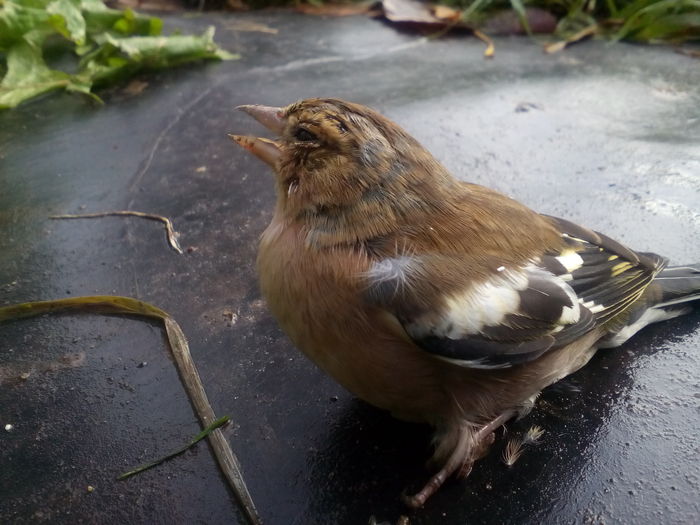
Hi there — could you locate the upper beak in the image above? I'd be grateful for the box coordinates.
[228,134,282,167]
[236,104,286,134]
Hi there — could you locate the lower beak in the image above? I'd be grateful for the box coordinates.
[229,135,282,167]
[236,105,286,134]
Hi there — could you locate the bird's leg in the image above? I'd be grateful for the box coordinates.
[403,410,515,509]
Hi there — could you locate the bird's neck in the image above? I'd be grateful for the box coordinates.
[293,164,463,249]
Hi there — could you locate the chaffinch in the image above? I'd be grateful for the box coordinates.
[230,98,700,508]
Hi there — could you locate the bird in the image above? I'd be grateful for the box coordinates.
[229,98,700,508]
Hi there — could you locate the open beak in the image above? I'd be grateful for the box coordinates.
[231,104,286,167]
[228,135,282,167]
[236,105,286,134]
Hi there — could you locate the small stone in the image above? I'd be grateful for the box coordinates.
[87,485,95,493]
[137,362,147,368]
[330,395,339,402]
[5,424,13,432]
[19,372,30,380]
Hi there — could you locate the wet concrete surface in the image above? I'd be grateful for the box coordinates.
[1,12,699,525]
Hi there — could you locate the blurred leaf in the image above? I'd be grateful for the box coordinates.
[555,4,597,39]
[47,0,86,44]
[82,4,162,38]
[614,0,700,41]
[0,37,93,108]
[80,26,237,86]
[0,0,234,109]
[0,1,52,49]
[462,0,493,23]
[633,13,700,41]
[508,0,531,35]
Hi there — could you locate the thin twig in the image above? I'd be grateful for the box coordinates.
[50,211,183,254]
[473,29,495,58]
[118,416,231,480]
[543,24,598,54]
[0,296,261,525]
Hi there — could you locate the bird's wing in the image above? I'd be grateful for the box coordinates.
[363,216,666,369]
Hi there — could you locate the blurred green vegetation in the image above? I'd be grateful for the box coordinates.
[0,0,236,109]
[414,0,700,43]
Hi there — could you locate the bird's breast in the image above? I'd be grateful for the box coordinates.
[257,219,448,423]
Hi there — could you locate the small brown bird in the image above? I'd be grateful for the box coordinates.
[230,98,700,507]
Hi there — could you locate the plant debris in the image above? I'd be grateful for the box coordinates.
[381,0,556,34]
[379,0,700,54]
[0,0,237,109]
[502,437,524,467]
[0,296,261,525]
[380,0,555,56]
[523,425,545,445]
[50,210,184,254]
[118,415,231,480]
[473,28,495,57]
[544,24,597,54]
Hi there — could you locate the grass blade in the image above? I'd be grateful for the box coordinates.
[117,416,231,480]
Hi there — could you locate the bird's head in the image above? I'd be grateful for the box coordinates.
[231,98,457,245]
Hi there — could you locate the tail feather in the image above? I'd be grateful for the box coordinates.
[599,263,700,348]
[653,264,700,308]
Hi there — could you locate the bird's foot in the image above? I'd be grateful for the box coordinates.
[402,411,514,509]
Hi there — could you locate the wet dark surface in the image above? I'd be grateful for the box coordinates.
[1,12,699,525]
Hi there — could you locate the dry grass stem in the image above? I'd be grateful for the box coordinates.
[473,29,495,58]
[50,211,183,254]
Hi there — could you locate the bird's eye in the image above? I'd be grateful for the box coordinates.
[294,128,317,142]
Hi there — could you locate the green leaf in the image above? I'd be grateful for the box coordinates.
[78,26,236,87]
[461,0,495,23]
[0,0,52,50]
[117,416,231,480]
[630,13,700,42]
[82,5,161,38]
[0,38,89,108]
[613,0,700,41]
[508,0,531,35]
[0,0,235,109]
[47,0,86,44]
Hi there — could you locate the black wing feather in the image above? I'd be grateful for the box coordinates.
[366,216,666,369]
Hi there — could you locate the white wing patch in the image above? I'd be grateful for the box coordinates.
[549,271,581,323]
[580,300,605,314]
[555,250,584,272]
[432,272,526,338]
[403,266,581,340]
